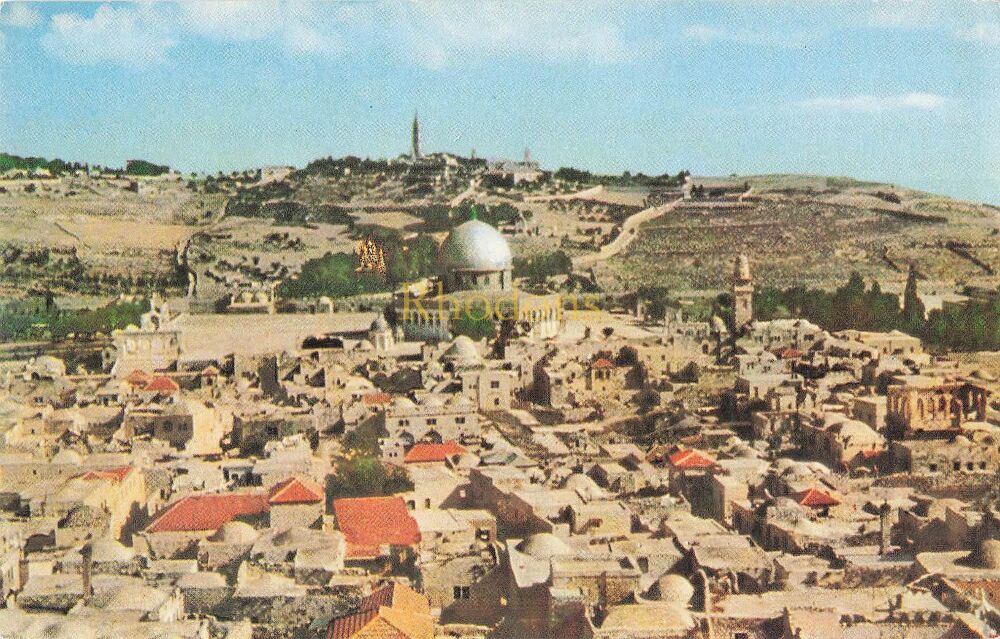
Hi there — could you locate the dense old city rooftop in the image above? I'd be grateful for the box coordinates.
[3,113,1000,639]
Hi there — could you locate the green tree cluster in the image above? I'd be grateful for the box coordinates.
[754,269,1000,351]
[513,250,572,284]
[328,456,414,499]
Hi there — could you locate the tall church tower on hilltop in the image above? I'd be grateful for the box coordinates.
[411,112,422,159]
[733,253,754,328]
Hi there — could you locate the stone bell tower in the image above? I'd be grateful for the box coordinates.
[733,254,754,328]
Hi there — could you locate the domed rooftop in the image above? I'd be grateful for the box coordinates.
[176,571,227,589]
[52,449,82,465]
[39,620,97,639]
[653,574,694,605]
[439,220,513,273]
[516,532,572,559]
[105,583,167,611]
[90,538,135,563]
[211,520,259,545]
[370,314,389,332]
[442,336,481,363]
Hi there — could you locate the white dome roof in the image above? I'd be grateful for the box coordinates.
[654,574,694,604]
[516,533,571,559]
[439,220,513,273]
[443,335,480,362]
[90,538,135,563]
[211,520,259,544]
[52,449,82,465]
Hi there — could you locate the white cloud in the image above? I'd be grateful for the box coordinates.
[1,3,41,28]
[179,1,341,54]
[41,4,176,67]
[389,2,635,68]
[682,23,816,48]
[798,92,951,113]
[957,22,1000,46]
[179,1,282,41]
[867,1,941,29]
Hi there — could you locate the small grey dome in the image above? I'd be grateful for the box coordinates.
[370,314,389,332]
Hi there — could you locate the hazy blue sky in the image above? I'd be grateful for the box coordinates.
[1,1,998,202]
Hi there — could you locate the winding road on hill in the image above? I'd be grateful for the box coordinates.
[572,197,683,269]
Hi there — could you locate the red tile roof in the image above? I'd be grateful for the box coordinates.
[794,487,840,508]
[126,369,152,387]
[774,347,802,359]
[403,441,465,464]
[200,365,220,376]
[144,375,180,393]
[327,582,430,639]
[145,492,269,533]
[269,476,324,505]
[950,578,1000,608]
[327,609,379,639]
[363,392,392,406]
[78,465,132,483]
[333,496,420,558]
[668,448,716,469]
[591,357,615,370]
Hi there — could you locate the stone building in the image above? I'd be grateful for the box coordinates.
[733,253,754,329]
[885,376,989,440]
[380,394,478,463]
[396,216,561,341]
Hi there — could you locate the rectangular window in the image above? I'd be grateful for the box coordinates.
[427,418,437,426]
[490,380,500,389]
[452,585,470,599]
[456,417,466,424]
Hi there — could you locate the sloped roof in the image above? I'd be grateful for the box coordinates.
[144,375,180,393]
[145,492,269,533]
[78,465,132,482]
[669,448,716,469]
[591,357,615,370]
[363,392,392,406]
[327,582,431,639]
[126,369,152,386]
[269,476,324,505]
[359,582,430,615]
[333,496,420,558]
[402,441,465,464]
[793,487,841,508]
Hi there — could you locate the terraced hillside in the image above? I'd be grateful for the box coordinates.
[601,175,999,293]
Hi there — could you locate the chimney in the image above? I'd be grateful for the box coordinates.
[879,501,892,555]
[80,543,94,602]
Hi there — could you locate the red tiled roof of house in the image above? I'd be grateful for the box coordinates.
[145,492,269,533]
[333,496,420,558]
[78,465,132,483]
[269,476,324,505]
[591,358,615,370]
[363,392,392,406]
[859,448,886,459]
[774,347,802,359]
[794,487,840,508]
[359,582,429,614]
[668,448,716,469]
[403,441,465,464]
[126,369,152,386]
[950,579,1000,608]
[144,375,180,393]
[200,365,220,376]
[327,582,431,639]
[327,609,380,639]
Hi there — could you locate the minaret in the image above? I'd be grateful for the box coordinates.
[732,254,754,328]
[411,112,421,159]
